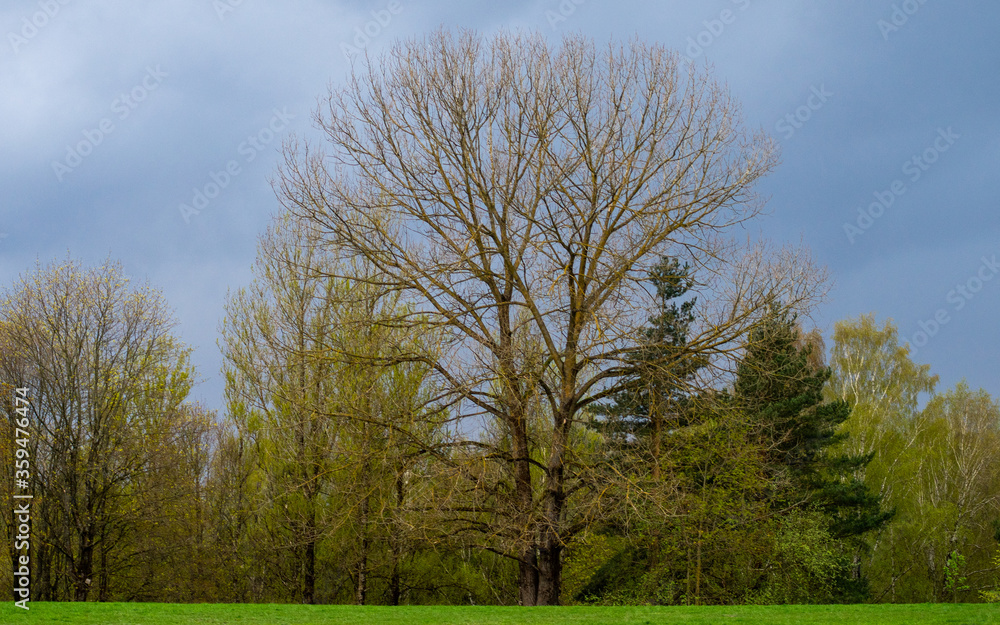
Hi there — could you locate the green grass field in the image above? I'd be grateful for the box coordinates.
[0,603,997,625]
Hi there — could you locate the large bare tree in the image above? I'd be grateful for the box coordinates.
[277,30,823,605]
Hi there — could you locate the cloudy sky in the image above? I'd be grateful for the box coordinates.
[2,0,997,413]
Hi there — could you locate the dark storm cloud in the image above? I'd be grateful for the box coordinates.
[2,0,996,410]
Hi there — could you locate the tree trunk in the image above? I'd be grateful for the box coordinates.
[98,538,109,601]
[537,415,568,606]
[537,540,562,605]
[513,412,539,606]
[74,535,94,602]
[38,542,52,601]
[303,538,315,604]
[355,495,370,605]
[389,547,401,606]
[518,544,539,606]
[651,384,661,481]
[695,528,702,606]
[9,505,18,602]
[389,473,405,606]
[302,464,316,604]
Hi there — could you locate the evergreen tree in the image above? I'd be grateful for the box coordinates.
[580,304,893,604]
[579,257,708,603]
[594,256,707,459]
[736,306,891,532]
[734,305,893,600]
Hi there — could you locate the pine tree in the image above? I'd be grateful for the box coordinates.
[579,257,707,602]
[594,256,707,467]
[734,305,893,600]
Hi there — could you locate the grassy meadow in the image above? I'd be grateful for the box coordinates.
[0,603,997,625]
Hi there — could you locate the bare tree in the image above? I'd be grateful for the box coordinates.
[0,258,196,601]
[277,30,824,605]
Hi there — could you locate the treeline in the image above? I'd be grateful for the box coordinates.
[1,30,999,606]
[1,250,997,605]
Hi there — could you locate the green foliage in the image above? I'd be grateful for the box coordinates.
[980,550,1000,603]
[577,304,892,606]
[943,551,969,601]
[828,316,1000,604]
[731,307,890,602]
[0,257,209,602]
[4,254,1000,605]
[218,213,462,605]
[744,511,849,605]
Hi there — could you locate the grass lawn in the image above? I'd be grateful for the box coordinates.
[0,603,996,624]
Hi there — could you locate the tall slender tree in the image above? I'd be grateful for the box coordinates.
[826,315,940,602]
[220,213,445,604]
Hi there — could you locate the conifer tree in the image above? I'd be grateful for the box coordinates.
[734,306,893,600]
